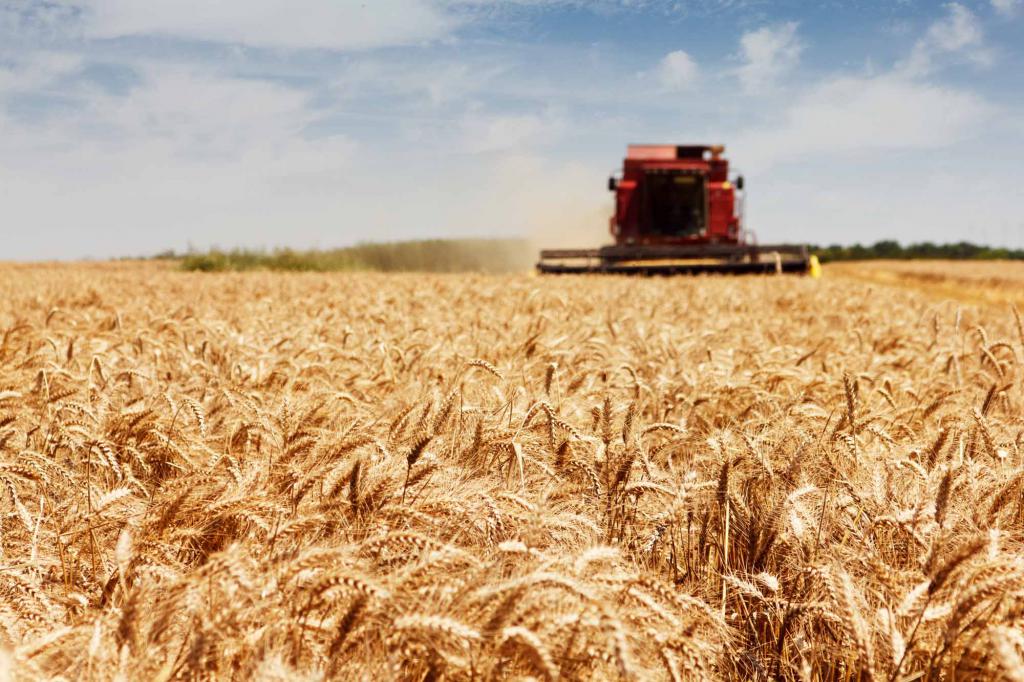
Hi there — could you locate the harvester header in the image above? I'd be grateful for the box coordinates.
[537,144,815,276]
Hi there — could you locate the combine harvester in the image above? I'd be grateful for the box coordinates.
[537,144,818,276]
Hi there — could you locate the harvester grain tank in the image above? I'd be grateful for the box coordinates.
[537,144,816,275]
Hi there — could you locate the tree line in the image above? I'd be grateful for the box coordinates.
[812,240,1024,262]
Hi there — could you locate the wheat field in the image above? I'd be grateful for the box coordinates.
[1,261,1023,681]
[828,260,1024,310]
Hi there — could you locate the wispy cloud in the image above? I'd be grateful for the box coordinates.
[900,3,992,76]
[330,57,508,107]
[724,2,1019,245]
[0,62,357,256]
[0,51,82,92]
[991,0,1021,18]
[736,22,802,94]
[732,4,998,171]
[458,106,566,153]
[68,0,457,50]
[734,74,992,170]
[4,0,745,52]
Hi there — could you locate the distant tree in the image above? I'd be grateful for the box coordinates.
[812,240,1024,263]
[871,240,900,258]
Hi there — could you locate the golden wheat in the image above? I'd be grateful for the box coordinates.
[0,261,1021,680]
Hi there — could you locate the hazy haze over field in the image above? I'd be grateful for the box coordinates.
[1,0,1023,259]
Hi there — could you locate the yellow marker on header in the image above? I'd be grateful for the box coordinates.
[808,255,822,279]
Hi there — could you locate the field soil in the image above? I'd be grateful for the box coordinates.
[1,261,1022,680]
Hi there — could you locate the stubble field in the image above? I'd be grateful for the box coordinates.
[1,260,1023,680]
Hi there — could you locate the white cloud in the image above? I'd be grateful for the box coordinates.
[0,1,79,38]
[734,73,992,171]
[28,0,684,52]
[725,1,1018,246]
[736,22,802,94]
[0,54,587,258]
[0,64,360,258]
[991,0,1021,17]
[927,3,983,51]
[0,52,82,92]
[8,0,762,52]
[71,0,457,50]
[747,162,1024,248]
[902,3,991,75]
[458,107,566,153]
[331,58,507,106]
[656,50,699,91]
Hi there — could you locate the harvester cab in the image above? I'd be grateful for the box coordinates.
[538,144,814,275]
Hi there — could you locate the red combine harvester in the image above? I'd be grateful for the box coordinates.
[537,144,814,275]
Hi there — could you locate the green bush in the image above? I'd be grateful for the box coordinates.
[179,239,535,273]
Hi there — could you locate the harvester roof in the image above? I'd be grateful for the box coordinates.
[626,144,725,160]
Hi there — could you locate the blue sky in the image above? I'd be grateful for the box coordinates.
[1,0,1022,259]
